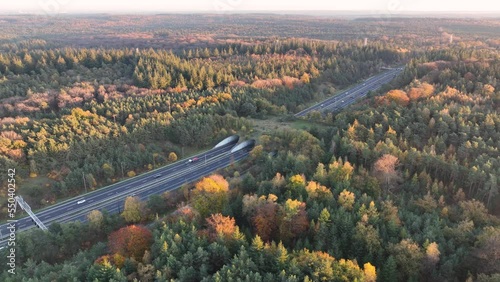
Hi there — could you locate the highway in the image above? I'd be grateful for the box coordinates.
[0,136,253,248]
[295,67,404,117]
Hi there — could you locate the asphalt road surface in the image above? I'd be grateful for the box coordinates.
[295,67,404,117]
[0,139,252,249]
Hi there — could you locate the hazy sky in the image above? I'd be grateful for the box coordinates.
[1,0,499,14]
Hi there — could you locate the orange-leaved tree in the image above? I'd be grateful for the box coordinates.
[386,89,410,106]
[205,213,239,241]
[108,225,152,261]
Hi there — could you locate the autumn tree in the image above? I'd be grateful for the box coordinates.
[364,262,377,282]
[373,154,400,192]
[408,82,434,100]
[338,189,355,210]
[287,174,307,199]
[385,89,410,106]
[278,199,309,243]
[294,250,335,280]
[423,242,440,275]
[242,194,288,242]
[87,209,104,229]
[205,213,243,243]
[252,200,279,242]
[168,152,177,162]
[191,174,229,218]
[108,225,153,261]
[328,158,354,184]
[459,199,490,226]
[305,180,333,201]
[121,196,143,223]
[300,73,310,84]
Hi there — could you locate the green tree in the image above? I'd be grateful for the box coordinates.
[102,162,115,179]
[389,239,423,280]
[121,196,142,223]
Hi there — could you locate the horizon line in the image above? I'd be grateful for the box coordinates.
[2,9,500,14]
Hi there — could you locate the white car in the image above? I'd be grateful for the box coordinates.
[77,199,86,204]
[188,157,199,163]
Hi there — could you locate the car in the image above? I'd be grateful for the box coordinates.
[363,83,366,86]
[154,174,161,178]
[77,199,86,204]
[188,157,199,163]
[341,100,344,103]
[320,103,324,107]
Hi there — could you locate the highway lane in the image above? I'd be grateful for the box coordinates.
[30,147,244,226]
[295,67,403,117]
[0,138,240,246]
[46,148,250,226]
[0,143,252,248]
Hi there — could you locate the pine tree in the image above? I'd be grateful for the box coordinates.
[381,255,398,282]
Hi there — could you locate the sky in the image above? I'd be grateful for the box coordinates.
[1,0,499,14]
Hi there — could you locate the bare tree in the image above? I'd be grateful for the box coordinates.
[373,154,401,193]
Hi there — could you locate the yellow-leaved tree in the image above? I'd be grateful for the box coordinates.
[191,174,229,218]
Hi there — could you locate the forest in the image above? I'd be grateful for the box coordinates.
[0,14,499,282]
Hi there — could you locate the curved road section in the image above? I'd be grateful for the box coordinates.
[0,136,250,249]
[295,67,404,117]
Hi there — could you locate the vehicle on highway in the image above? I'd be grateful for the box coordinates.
[188,157,199,163]
[77,199,86,204]
[320,104,324,107]
[341,100,344,103]
[154,174,161,178]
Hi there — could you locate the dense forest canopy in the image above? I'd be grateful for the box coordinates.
[0,14,499,282]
